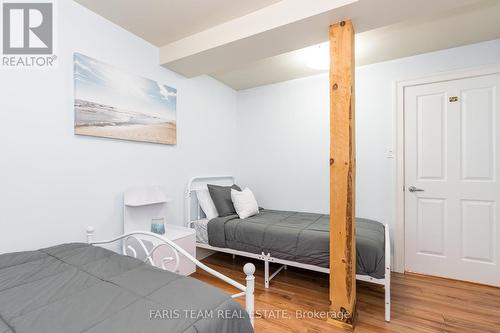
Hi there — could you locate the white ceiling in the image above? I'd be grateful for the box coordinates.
[74,0,281,45]
[214,0,500,90]
[75,0,500,90]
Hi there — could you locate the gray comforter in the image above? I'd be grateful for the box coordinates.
[208,210,385,279]
[0,243,253,333]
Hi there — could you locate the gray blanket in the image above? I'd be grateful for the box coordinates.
[0,243,253,333]
[208,210,385,279]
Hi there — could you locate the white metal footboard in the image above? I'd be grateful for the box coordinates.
[86,227,255,327]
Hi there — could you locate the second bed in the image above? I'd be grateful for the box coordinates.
[186,176,391,322]
[194,210,386,279]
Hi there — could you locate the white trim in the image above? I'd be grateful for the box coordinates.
[394,63,500,273]
[85,227,255,327]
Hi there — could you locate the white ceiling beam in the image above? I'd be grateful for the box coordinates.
[159,0,358,77]
[160,0,483,78]
[213,0,500,90]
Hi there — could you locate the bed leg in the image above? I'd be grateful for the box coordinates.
[232,254,236,260]
[244,263,256,327]
[385,268,391,322]
[284,265,287,271]
[86,226,94,244]
[384,223,391,322]
[264,255,270,289]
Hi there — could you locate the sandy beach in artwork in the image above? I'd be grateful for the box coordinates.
[75,122,176,144]
[74,53,177,145]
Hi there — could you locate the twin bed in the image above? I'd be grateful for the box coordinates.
[0,230,255,333]
[187,175,391,322]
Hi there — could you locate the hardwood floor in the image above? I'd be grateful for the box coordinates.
[192,252,500,333]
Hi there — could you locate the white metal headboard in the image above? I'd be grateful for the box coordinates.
[184,175,235,227]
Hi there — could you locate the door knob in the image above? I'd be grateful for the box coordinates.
[408,186,424,193]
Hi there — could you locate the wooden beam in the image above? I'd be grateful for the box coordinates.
[329,20,356,330]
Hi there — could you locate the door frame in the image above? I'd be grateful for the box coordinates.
[393,63,500,273]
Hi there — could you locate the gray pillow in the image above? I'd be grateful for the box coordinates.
[207,184,241,217]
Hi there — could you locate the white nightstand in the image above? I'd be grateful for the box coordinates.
[154,225,196,276]
[122,187,196,276]
[129,225,196,276]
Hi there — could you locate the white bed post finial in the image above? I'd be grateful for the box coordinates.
[243,263,255,327]
[86,226,95,244]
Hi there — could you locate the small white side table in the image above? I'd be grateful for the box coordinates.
[128,225,196,276]
[153,224,196,276]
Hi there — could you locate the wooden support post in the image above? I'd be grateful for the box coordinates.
[329,20,356,330]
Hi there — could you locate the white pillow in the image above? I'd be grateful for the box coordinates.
[196,188,219,220]
[231,187,259,219]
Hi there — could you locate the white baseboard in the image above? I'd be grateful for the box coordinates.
[196,247,215,260]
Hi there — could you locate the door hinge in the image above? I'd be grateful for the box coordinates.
[449,96,458,102]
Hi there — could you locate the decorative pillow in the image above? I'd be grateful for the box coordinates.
[207,184,241,217]
[195,188,219,220]
[231,187,259,219]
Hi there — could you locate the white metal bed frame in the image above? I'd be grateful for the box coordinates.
[185,175,391,322]
[85,226,256,327]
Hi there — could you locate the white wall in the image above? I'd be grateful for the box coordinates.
[237,38,500,236]
[236,75,330,213]
[1,1,500,258]
[0,1,237,253]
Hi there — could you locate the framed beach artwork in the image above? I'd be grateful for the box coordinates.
[74,53,177,145]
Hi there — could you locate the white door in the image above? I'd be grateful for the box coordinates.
[405,73,500,287]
